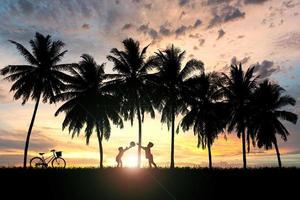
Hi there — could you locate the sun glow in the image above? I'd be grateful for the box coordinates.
[124,155,138,168]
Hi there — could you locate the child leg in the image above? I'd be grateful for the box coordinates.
[116,158,120,167]
[151,160,157,168]
[149,157,157,168]
[148,159,152,168]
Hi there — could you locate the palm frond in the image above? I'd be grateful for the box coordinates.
[180,59,204,80]
[275,110,298,124]
[9,40,38,65]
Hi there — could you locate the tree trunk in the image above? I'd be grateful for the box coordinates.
[23,94,41,168]
[137,106,142,168]
[241,129,247,169]
[96,124,104,168]
[247,132,250,153]
[208,140,212,169]
[170,106,175,169]
[273,138,282,168]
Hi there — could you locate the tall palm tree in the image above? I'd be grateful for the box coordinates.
[179,72,228,169]
[221,64,257,169]
[55,54,123,168]
[154,45,204,168]
[0,32,74,168]
[106,38,157,168]
[248,80,298,168]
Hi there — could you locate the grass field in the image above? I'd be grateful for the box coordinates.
[1,167,299,200]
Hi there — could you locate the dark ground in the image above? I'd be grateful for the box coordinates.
[1,167,299,200]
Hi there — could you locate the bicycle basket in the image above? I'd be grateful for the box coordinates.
[55,151,62,157]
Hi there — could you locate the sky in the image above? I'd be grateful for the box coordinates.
[0,0,300,168]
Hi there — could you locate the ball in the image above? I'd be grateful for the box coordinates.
[130,141,135,147]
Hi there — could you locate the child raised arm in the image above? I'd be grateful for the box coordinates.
[137,142,157,168]
[116,141,135,167]
[136,143,147,150]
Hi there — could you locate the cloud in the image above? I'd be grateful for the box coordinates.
[81,23,90,30]
[159,25,172,36]
[140,18,203,39]
[224,8,245,22]
[179,11,186,19]
[178,0,190,6]
[230,56,251,65]
[138,23,149,32]
[199,38,205,46]
[253,60,280,79]
[205,0,232,5]
[217,28,226,39]
[122,23,134,30]
[189,33,200,38]
[282,0,300,8]
[0,129,52,152]
[144,3,152,9]
[275,32,300,50]
[175,25,188,36]
[148,29,159,39]
[208,4,245,28]
[137,23,159,39]
[189,53,194,58]
[132,0,142,3]
[193,19,202,28]
[175,19,203,37]
[18,0,34,15]
[244,0,269,4]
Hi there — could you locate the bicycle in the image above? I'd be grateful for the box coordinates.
[30,149,66,168]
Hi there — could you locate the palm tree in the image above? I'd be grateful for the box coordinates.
[179,72,228,169]
[248,80,298,168]
[0,32,75,168]
[154,45,204,168]
[221,64,257,169]
[55,54,123,168]
[106,38,157,168]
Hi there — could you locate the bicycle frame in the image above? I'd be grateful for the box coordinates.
[40,152,57,166]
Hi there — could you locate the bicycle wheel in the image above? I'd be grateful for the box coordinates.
[51,157,66,168]
[30,157,45,168]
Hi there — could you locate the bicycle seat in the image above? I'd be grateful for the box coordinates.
[50,149,55,152]
[39,153,45,155]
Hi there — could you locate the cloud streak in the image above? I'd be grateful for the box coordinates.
[254,60,280,79]
[208,4,245,28]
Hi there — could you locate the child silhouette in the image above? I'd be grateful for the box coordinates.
[116,142,135,167]
[137,142,157,168]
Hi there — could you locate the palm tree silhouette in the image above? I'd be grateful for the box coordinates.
[0,32,74,168]
[154,45,204,168]
[107,38,157,168]
[55,54,123,168]
[179,72,228,169]
[221,64,257,169]
[248,80,298,168]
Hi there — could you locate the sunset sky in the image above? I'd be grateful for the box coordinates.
[0,0,300,168]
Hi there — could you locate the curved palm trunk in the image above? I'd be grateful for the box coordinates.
[208,140,212,169]
[137,106,142,168]
[273,138,282,168]
[96,124,104,168]
[241,129,247,169]
[170,106,175,169]
[23,94,41,168]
